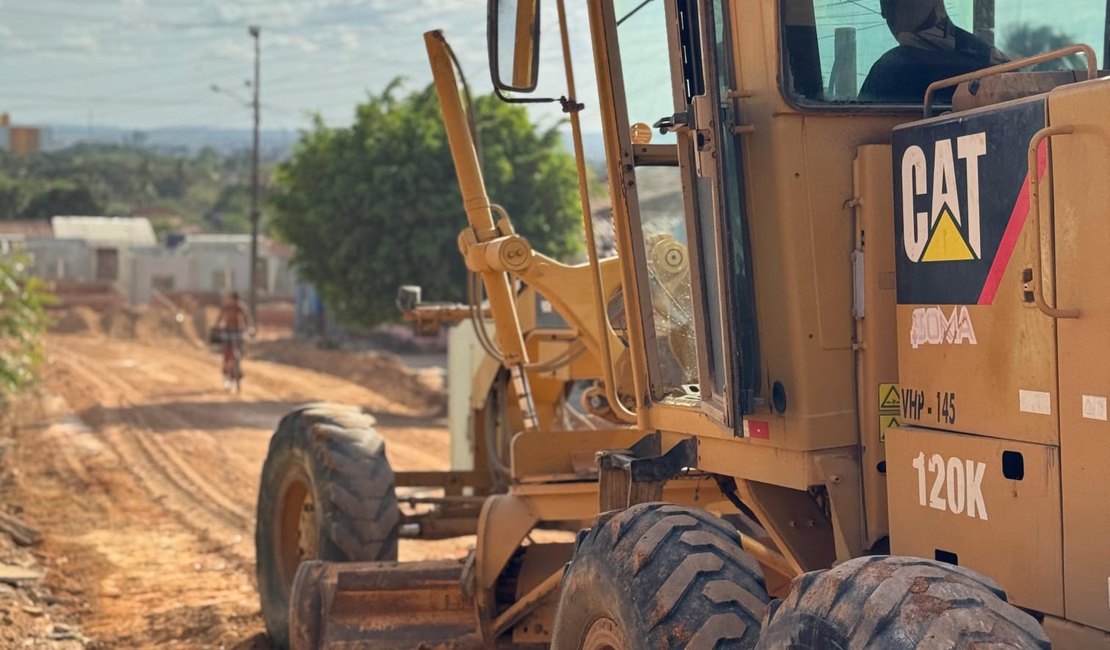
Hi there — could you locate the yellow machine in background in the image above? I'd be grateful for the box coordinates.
[254,1,1110,647]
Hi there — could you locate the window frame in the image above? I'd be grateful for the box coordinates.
[777,0,1110,113]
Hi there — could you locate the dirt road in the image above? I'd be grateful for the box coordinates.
[2,332,461,649]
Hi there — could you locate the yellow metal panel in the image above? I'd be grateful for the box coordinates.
[853,145,899,549]
[893,100,1059,447]
[509,429,644,481]
[510,477,727,522]
[1048,77,1110,632]
[887,426,1063,616]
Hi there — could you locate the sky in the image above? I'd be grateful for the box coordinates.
[0,0,524,131]
[1,0,1105,134]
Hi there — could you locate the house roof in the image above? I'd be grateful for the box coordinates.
[180,234,292,259]
[0,220,52,239]
[51,216,156,246]
[182,233,251,246]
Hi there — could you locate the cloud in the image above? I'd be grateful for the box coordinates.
[62,29,102,53]
[271,33,321,53]
[209,39,255,61]
[339,29,359,52]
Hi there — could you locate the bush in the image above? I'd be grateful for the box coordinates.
[0,252,52,398]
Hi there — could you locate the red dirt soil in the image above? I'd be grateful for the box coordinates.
[0,320,465,649]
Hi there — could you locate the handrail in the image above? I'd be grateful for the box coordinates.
[1027,125,1079,319]
[924,44,1098,118]
[557,0,637,424]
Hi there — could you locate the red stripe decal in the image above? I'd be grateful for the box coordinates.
[978,142,1048,305]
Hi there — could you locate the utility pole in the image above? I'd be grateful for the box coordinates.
[249,24,261,323]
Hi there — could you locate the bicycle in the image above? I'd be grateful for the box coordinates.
[211,328,246,393]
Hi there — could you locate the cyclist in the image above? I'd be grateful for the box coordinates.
[213,292,254,390]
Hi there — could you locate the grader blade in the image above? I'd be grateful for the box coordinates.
[289,559,482,650]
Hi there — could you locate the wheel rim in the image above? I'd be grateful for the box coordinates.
[276,469,318,595]
[582,617,627,650]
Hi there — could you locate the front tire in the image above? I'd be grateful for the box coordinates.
[552,503,770,650]
[255,404,401,648]
[757,555,1050,649]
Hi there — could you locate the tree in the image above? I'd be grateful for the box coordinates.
[0,174,21,220]
[20,182,103,219]
[270,82,583,326]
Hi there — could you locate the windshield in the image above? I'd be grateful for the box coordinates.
[611,0,700,393]
[782,0,1107,104]
[615,0,677,144]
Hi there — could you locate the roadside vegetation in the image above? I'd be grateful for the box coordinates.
[0,253,52,399]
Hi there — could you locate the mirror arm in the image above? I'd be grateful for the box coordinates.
[559,96,584,113]
[492,86,559,104]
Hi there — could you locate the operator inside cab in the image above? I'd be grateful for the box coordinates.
[860,0,1010,102]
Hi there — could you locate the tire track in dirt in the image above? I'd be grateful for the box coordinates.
[49,348,256,559]
[70,335,454,473]
[23,350,266,647]
[25,333,466,647]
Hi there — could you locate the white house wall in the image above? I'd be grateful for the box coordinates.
[130,250,190,304]
[24,236,295,305]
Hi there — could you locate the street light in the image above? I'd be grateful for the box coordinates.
[248,25,261,324]
[209,83,250,107]
[208,27,262,323]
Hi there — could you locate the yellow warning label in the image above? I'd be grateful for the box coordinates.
[879,415,900,442]
[921,207,975,262]
[879,383,900,413]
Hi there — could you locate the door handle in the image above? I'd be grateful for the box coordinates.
[1028,124,1079,319]
[653,111,690,135]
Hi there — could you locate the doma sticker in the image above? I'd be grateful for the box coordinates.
[910,305,977,349]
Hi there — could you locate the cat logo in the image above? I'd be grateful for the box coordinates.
[901,133,986,263]
[893,98,1045,306]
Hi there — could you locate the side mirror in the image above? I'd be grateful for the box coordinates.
[396,285,422,313]
[488,0,541,93]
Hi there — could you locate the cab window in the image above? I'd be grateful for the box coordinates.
[782,0,1107,105]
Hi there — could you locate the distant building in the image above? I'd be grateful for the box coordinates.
[0,220,52,253]
[29,216,158,298]
[176,233,295,297]
[0,113,47,155]
[11,216,295,306]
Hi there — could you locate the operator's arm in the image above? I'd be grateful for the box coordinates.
[242,306,255,332]
[214,308,226,329]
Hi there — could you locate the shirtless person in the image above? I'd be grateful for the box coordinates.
[214,292,254,388]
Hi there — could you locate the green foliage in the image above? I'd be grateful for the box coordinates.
[0,252,52,398]
[271,82,583,326]
[19,182,103,219]
[0,144,266,233]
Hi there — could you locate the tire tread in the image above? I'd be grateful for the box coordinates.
[255,403,400,648]
[758,555,1050,649]
[553,502,770,650]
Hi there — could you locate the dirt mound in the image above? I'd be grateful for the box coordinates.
[253,340,446,417]
[48,305,103,335]
[50,305,203,347]
[193,305,221,341]
[101,307,141,339]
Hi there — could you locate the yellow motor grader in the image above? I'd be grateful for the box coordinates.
[254,0,1110,647]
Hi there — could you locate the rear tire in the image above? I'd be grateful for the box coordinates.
[757,555,1050,649]
[551,503,770,650]
[255,404,401,648]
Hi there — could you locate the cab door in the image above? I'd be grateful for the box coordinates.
[669,0,760,426]
[598,0,757,431]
